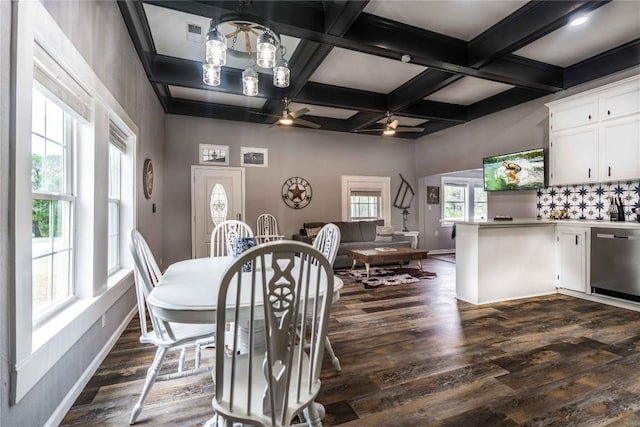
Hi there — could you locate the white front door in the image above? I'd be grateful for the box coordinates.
[191,166,245,258]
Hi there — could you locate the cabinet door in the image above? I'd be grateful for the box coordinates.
[557,229,586,292]
[550,97,597,132]
[601,80,640,120]
[600,114,640,181]
[550,126,598,185]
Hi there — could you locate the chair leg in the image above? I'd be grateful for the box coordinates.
[325,336,341,371]
[303,402,323,427]
[178,347,187,372]
[129,347,168,425]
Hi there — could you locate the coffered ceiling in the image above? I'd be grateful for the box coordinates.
[118,0,640,139]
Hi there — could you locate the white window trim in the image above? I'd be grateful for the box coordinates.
[10,1,138,404]
[440,176,485,226]
[341,175,391,224]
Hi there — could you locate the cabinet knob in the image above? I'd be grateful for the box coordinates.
[607,110,611,115]
[575,235,578,245]
[588,168,591,178]
[608,166,611,177]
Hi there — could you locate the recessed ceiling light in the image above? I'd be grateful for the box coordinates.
[570,16,588,26]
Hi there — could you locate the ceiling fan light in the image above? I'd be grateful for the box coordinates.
[279,117,293,125]
[202,63,221,86]
[273,58,290,88]
[383,128,396,136]
[256,32,277,68]
[570,16,588,26]
[242,67,259,96]
[205,28,227,67]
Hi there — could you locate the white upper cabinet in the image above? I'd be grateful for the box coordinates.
[550,97,597,132]
[547,75,640,185]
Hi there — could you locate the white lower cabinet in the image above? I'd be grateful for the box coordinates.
[556,226,588,292]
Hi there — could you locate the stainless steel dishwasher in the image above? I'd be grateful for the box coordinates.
[591,227,640,301]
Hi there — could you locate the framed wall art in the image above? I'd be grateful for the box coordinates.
[199,144,229,165]
[427,186,440,204]
[240,146,268,167]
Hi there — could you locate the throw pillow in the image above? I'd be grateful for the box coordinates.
[374,225,394,242]
[233,237,257,272]
[305,226,322,238]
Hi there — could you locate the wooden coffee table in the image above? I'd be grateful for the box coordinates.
[347,247,429,278]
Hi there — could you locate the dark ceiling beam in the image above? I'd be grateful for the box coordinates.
[346,111,386,131]
[419,121,462,137]
[296,82,388,113]
[469,1,610,68]
[387,69,463,112]
[400,100,468,123]
[481,55,563,91]
[564,39,640,89]
[151,55,285,98]
[169,99,272,123]
[263,2,366,118]
[467,87,547,121]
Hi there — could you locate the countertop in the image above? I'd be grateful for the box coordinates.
[456,218,640,229]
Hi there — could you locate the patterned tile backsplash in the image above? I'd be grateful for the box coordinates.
[536,180,640,220]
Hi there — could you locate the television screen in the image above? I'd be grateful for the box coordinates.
[483,148,545,191]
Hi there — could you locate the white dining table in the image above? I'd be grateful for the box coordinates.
[147,256,343,325]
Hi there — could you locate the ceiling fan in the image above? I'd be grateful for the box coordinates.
[267,98,320,129]
[354,112,424,136]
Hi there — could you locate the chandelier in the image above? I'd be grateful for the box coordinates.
[202,7,290,96]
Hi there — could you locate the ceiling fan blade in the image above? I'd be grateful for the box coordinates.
[293,117,321,129]
[353,128,385,133]
[395,127,425,133]
[290,107,310,119]
[389,119,400,130]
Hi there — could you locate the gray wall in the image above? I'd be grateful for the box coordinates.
[414,66,640,249]
[163,114,418,265]
[1,1,165,426]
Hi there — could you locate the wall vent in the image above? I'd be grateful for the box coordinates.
[186,23,203,43]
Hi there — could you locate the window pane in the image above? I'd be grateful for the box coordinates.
[44,141,64,193]
[108,145,121,199]
[474,186,487,202]
[32,256,52,315]
[32,88,46,136]
[474,203,488,220]
[51,200,71,252]
[32,199,52,256]
[45,98,64,143]
[32,135,45,191]
[210,183,228,226]
[108,234,118,273]
[51,251,70,304]
[444,184,465,202]
[445,202,465,221]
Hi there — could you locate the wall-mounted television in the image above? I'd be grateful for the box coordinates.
[483,148,545,191]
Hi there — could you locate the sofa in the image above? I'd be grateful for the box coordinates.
[292,220,411,269]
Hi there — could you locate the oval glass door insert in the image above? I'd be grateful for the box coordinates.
[210,183,228,226]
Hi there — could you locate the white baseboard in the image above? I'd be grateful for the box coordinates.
[45,307,137,427]
[428,249,455,255]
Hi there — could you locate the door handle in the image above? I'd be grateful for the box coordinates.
[575,235,578,245]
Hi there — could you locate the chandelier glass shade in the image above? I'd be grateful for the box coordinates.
[202,63,221,86]
[202,11,290,95]
[242,67,259,96]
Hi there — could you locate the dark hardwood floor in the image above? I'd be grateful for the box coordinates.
[61,258,640,426]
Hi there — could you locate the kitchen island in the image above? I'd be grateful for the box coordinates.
[456,220,557,304]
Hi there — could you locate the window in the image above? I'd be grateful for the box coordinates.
[441,177,487,224]
[31,87,76,317]
[108,121,128,274]
[350,191,381,221]
[341,176,391,224]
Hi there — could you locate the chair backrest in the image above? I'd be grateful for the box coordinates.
[256,213,279,237]
[313,223,341,265]
[210,220,254,257]
[214,241,334,426]
[129,229,173,341]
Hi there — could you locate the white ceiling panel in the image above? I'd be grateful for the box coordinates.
[364,0,527,41]
[288,102,358,120]
[169,86,267,109]
[309,47,426,94]
[513,1,640,67]
[425,76,513,105]
[144,3,300,70]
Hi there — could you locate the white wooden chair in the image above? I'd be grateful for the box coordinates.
[312,223,342,371]
[210,220,254,257]
[255,213,284,244]
[212,241,334,427]
[129,230,215,424]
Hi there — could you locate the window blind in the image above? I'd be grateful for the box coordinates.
[109,120,128,153]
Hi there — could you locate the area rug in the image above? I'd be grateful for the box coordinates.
[336,267,436,289]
